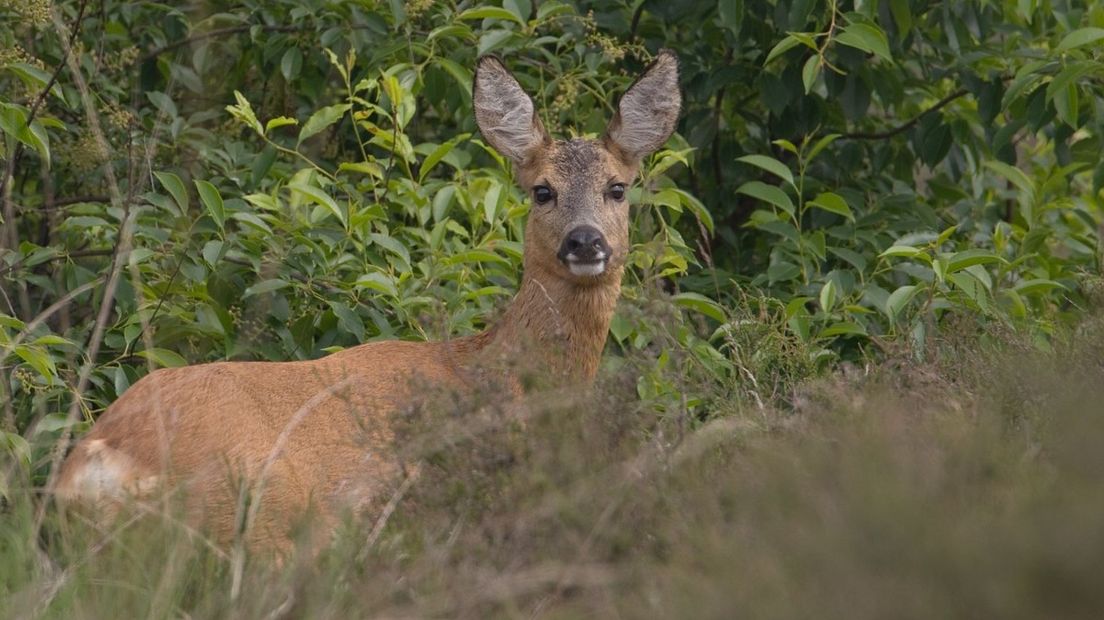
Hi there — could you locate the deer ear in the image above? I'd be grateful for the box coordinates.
[473,56,550,164]
[604,50,681,162]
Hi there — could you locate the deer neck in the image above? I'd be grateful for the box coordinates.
[481,263,622,383]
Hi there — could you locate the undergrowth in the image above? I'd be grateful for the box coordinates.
[3,307,1104,619]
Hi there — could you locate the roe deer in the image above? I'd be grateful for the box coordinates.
[55,50,682,550]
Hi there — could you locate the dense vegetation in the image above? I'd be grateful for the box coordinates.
[3,0,1104,617]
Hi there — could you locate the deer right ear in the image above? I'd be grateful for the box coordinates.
[604,49,681,163]
[473,56,550,165]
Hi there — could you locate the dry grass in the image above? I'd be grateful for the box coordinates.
[4,315,1104,619]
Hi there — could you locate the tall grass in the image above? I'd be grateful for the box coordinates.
[4,308,1104,619]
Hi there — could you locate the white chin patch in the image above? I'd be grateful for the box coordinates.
[568,261,607,277]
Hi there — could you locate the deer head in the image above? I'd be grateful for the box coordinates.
[473,51,681,287]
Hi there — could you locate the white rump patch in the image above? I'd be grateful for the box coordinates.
[59,439,160,504]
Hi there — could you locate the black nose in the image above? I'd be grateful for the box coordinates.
[558,225,611,263]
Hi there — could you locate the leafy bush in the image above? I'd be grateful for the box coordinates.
[2,0,1104,615]
[2,2,1100,445]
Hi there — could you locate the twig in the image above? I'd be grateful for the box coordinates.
[628,2,646,40]
[0,274,105,360]
[32,5,136,543]
[43,195,111,208]
[836,89,969,141]
[0,248,113,278]
[363,469,420,551]
[138,25,299,64]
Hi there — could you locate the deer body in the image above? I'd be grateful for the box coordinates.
[55,52,681,550]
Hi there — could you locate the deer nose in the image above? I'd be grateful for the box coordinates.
[558,225,611,264]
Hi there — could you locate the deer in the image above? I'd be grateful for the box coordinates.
[54,50,682,551]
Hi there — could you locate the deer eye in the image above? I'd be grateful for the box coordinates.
[533,186,554,205]
[609,184,626,201]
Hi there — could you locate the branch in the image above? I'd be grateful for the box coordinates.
[39,195,111,210]
[138,24,299,64]
[837,88,969,141]
[629,2,646,40]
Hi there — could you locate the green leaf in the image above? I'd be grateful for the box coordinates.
[672,292,726,322]
[231,212,273,234]
[442,249,509,265]
[1053,82,1079,128]
[4,62,63,100]
[819,279,837,312]
[1046,61,1095,102]
[836,22,892,62]
[146,91,177,118]
[329,301,365,341]
[14,345,57,383]
[202,239,224,267]
[1013,279,1067,295]
[339,161,384,178]
[807,192,853,220]
[32,334,70,346]
[983,160,1037,203]
[265,116,298,133]
[949,272,991,312]
[355,271,399,297]
[478,30,515,56]
[194,180,225,229]
[154,171,189,215]
[287,182,346,227]
[369,233,411,267]
[889,0,912,38]
[457,6,524,25]
[765,33,816,64]
[1056,27,1104,52]
[736,181,795,215]
[280,47,303,81]
[945,249,1002,274]
[718,0,744,36]
[818,321,868,338]
[879,245,930,262]
[736,154,794,186]
[135,348,188,368]
[675,189,715,234]
[243,279,290,297]
[434,57,473,96]
[419,133,470,182]
[829,247,868,271]
[504,0,532,22]
[226,90,263,134]
[651,188,683,212]
[806,133,840,161]
[768,261,801,283]
[0,103,51,166]
[298,103,351,144]
[801,55,820,94]
[2,431,31,470]
[885,285,920,322]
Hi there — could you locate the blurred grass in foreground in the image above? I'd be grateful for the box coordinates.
[4,310,1104,619]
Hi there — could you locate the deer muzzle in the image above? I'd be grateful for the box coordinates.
[558,225,611,277]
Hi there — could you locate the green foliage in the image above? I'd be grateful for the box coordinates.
[0,0,1101,473]
[1,0,1104,614]
[0,0,1097,444]
[626,0,1104,361]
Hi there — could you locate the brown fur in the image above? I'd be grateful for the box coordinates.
[55,51,681,551]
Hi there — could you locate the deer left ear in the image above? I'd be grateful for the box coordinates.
[473,56,551,165]
[604,49,681,163]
